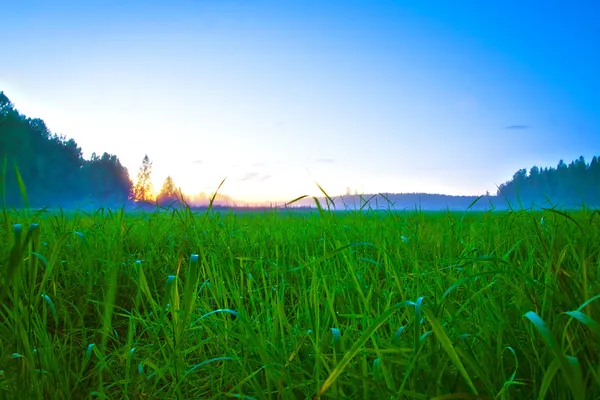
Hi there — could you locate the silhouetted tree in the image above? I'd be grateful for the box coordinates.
[132,155,154,202]
[157,176,179,206]
[84,152,132,203]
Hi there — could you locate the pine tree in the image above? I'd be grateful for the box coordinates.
[133,155,154,201]
[157,176,179,206]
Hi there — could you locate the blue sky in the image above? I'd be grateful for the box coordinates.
[1,0,599,203]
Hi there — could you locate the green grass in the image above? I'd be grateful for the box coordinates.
[1,201,599,399]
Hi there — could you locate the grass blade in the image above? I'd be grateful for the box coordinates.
[423,307,478,395]
[317,300,415,398]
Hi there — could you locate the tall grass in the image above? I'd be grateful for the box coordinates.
[1,189,599,398]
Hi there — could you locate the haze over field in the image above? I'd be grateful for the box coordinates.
[1,1,599,204]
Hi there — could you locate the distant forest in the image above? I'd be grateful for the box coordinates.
[496,157,600,209]
[1,90,599,210]
[0,91,132,207]
[313,157,600,211]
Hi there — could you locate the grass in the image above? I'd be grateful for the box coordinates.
[1,198,599,399]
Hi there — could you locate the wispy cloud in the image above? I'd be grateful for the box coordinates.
[316,158,335,163]
[240,172,272,182]
[240,172,260,181]
[504,124,530,130]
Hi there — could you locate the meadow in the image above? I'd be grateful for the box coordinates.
[0,201,599,399]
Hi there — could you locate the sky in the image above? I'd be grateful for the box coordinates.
[1,0,599,204]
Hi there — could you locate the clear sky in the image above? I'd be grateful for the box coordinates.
[1,0,599,203]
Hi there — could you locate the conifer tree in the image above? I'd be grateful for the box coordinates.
[133,155,154,201]
[157,175,179,206]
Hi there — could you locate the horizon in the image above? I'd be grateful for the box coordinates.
[2,1,599,204]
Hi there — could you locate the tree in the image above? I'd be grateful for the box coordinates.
[0,90,134,207]
[85,152,133,203]
[132,155,154,201]
[0,91,14,116]
[156,176,179,206]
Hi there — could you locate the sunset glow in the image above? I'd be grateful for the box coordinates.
[2,1,599,205]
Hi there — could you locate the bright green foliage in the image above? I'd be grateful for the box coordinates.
[0,204,599,399]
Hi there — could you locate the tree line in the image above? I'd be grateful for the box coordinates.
[497,156,600,207]
[0,91,179,208]
[1,89,598,209]
[132,154,181,207]
[1,91,132,207]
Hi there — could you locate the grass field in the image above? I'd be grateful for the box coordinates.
[0,202,599,399]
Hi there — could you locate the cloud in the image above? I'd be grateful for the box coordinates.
[240,172,260,181]
[504,125,530,130]
[192,159,202,164]
[240,172,272,182]
[316,158,335,163]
